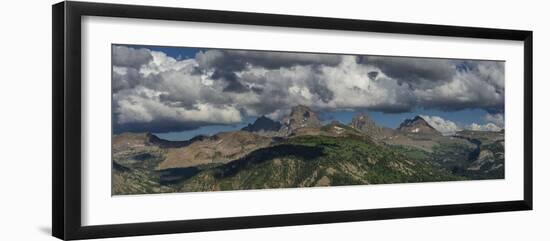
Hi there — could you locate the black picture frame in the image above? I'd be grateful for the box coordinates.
[52,1,533,240]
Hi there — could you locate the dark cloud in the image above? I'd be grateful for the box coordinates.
[308,80,334,103]
[113,118,205,134]
[210,69,248,93]
[360,56,456,88]
[196,49,342,71]
[112,45,153,69]
[368,71,379,81]
[368,103,416,113]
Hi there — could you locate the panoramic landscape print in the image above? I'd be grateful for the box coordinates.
[111,44,505,195]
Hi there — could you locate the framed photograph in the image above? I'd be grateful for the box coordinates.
[52,1,533,240]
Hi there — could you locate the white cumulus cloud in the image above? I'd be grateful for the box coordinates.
[466,123,502,132]
[483,113,505,128]
[112,45,506,133]
[420,115,462,135]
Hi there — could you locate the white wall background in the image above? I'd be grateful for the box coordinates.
[0,0,547,240]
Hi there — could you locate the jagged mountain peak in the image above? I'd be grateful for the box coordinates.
[279,105,322,134]
[351,113,376,126]
[242,115,282,132]
[349,113,394,139]
[397,116,440,135]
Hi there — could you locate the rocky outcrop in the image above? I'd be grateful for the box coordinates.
[242,116,282,133]
[397,116,440,135]
[351,113,382,134]
[350,113,397,140]
[157,131,273,170]
[279,105,322,135]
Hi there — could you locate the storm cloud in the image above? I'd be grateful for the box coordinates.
[112,45,153,69]
[360,56,457,88]
[112,45,505,133]
[196,49,342,71]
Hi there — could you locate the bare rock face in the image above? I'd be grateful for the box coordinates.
[351,113,381,134]
[397,116,441,135]
[242,116,282,133]
[279,105,322,135]
[112,132,198,152]
[157,131,273,170]
[112,132,152,152]
[350,113,397,140]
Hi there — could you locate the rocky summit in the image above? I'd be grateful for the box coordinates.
[397,116,441,135]
[241,115,282,133]
[351,113,383,135]
[279,105,322,135]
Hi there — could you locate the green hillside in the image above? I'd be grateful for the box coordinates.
[166,135,463,193]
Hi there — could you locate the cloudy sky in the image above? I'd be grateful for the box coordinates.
[112,44,505,139]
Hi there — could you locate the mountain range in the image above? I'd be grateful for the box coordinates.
[112,105,505,195]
